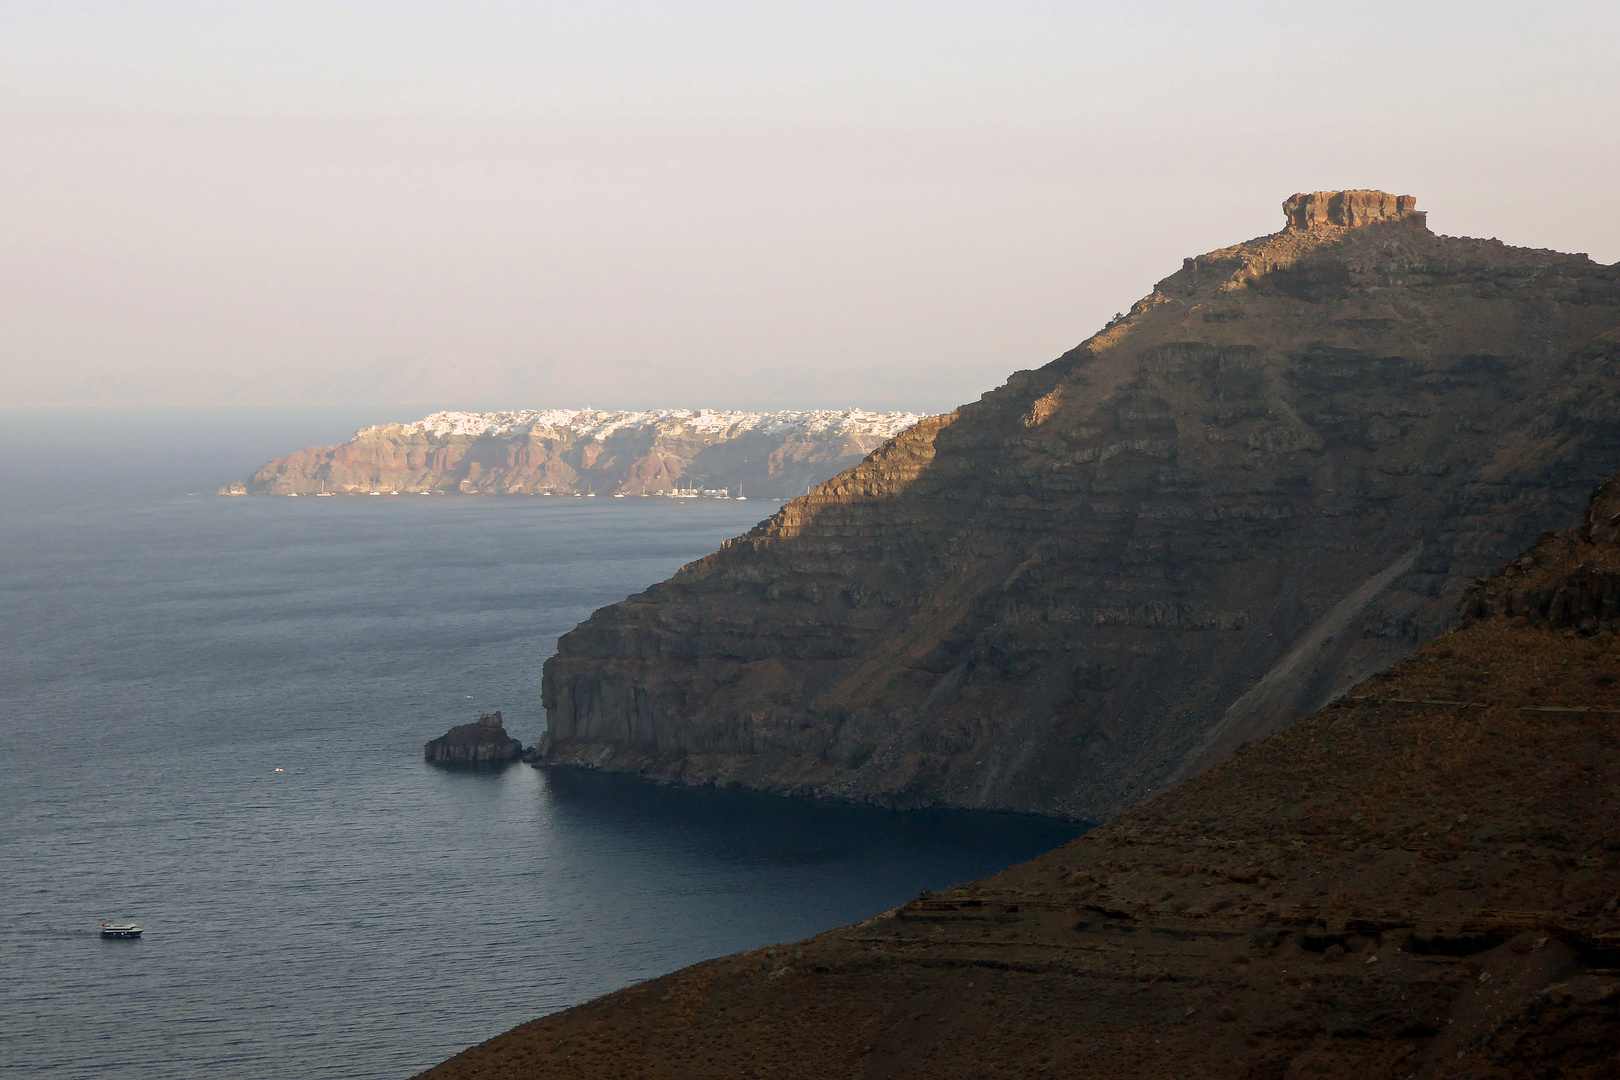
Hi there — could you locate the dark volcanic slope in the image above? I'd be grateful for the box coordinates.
[540,190,1620,820]
[421,477,1620,1080]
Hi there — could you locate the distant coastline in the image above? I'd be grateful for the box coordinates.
[227,407,924,500]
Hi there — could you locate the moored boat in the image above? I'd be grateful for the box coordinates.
[100,922,143,939]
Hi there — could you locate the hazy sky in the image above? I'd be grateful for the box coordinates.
[4,1,1617,413]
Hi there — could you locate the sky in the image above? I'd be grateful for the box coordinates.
[3,1,1617,415]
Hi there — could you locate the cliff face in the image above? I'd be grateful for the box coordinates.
[422,476,1620,1080]
[539,192,1620,821]
[239,408,922,499]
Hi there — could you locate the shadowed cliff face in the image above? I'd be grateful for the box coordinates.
[423,475,1620,1080]
[541,192,1620,820]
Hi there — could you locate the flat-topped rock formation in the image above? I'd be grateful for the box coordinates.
[424,711,523,766]
[536,191,1620,821]
[1283,189,1424,230]
[236,408,923,499]
[420,474,1620,1079]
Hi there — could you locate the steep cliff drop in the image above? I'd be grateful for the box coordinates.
[420,470,1620,1080]
[539,191,1620,821]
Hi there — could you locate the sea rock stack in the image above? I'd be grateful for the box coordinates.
[424,712,524,766]
[538,190,1620,821]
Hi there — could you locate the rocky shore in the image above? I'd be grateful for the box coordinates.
[419,469,1620,1080]
[424,712,524,766]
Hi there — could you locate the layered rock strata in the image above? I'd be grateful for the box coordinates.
[1283,188,1424,230]
[239,408,922,499]
[421,479,1620,1079]
[539,192,1620,821]
[424,712,524,766]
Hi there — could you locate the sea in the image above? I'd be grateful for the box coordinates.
[0,408,1081,1079]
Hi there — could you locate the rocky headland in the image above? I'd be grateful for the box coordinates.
[424,711,524,766]
[420,471,1620,1079]
[231,408,922,499]
[537,190,1620,821]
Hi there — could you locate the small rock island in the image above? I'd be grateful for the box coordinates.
[424,711,524,766]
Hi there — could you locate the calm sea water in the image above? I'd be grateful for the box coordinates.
[0,410,1079,1079]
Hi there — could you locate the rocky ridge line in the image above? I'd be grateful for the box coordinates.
[537,191,1620,821]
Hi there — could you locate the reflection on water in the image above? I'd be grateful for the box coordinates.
[539,765,1079,873]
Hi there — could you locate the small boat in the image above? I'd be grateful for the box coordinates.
[100,922,143,939]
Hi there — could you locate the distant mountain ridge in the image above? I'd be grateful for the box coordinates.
[233,407,925,498]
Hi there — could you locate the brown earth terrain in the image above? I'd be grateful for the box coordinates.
[540,190,1620,821]
[419,475,1620,1080]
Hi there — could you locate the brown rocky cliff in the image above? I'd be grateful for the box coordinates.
[1283,188,1424,230]
[420,477,1620,1080]
[540,192,1620,821]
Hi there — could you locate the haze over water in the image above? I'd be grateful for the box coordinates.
[0,410,1079,1078]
